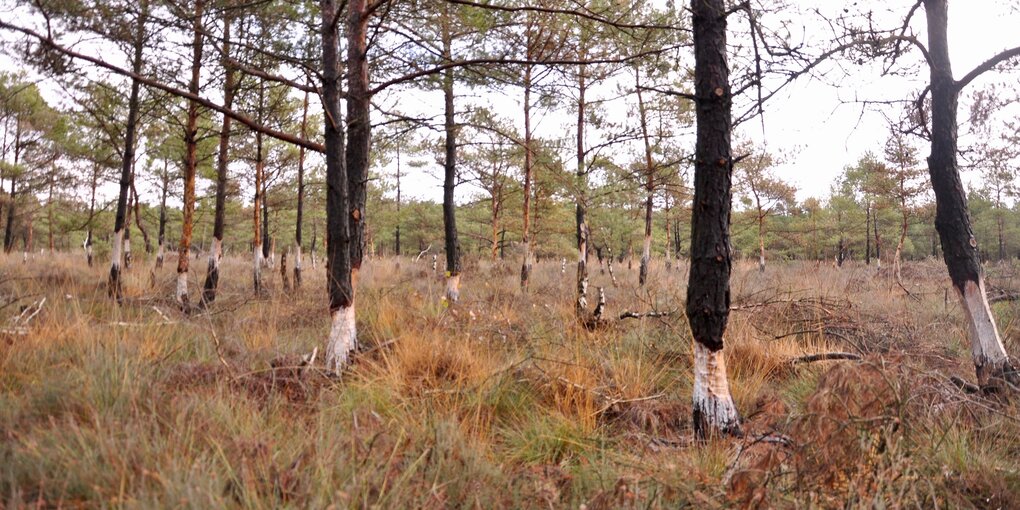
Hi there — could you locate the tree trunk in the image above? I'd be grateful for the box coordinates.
[108,0,147,301]
[758,212,766,273]
[636,68,655,286]
[441,13,461,303]
[203,10,235,305]
[130,176,150,253]
[895,193,908,284]
[395,146,402,256]
[874,211,882,269]
[687,0,740,438]
[865,201,871,265]
[294,89,308,289]
[322,0,355,373]
[575,64,590,318]
[924,0,1016,389]
[520,60,534,290]
[176,0,203,312]
[155,165,168,270]
[253,130,264,295]
[4,121,21,255]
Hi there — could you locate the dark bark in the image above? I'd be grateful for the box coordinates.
[294,90,308,288]
[865,201,871,265]
[156,165,168,269]
[323,0,352,312]
[203,10,236,305]
[109,0,147,301]
[686,0,740,437]
[395,147,401,256]
[441,15,461,287]
[924,0,1017,386]
[346,0,370,274]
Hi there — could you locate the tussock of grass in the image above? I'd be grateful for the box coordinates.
[3,252,1020,507]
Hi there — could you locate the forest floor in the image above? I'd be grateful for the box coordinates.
[2,252,1020,508]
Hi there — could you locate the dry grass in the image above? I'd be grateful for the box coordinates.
[2,252,1020,508]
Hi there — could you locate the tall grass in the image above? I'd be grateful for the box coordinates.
[2,251,1020,507]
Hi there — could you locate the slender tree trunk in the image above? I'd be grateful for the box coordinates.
[47,176,54,253]
[636,69,655,286]
[4,121,21,254]
[86,165,97,267]
[874,209,882,269]
[575,64,590,318]
[346,0,368,280]
[294,90,308,289]
[176,0,204,312]
[322,0,355,373]
[203,10,235,305]
[924,0,1016,389]
[441,13,461,303]
[895,192,908,284]
[520,61,534,290]
[865,201,871,265]
[155,166,168,270]
[395,146,401,256]
[253,130,264,295]
[664,193,672,270]
[757,210,766,273]
[130,177,150,253]
[687,0,740,438]
[108,0,147,301]
[124,182,133,270]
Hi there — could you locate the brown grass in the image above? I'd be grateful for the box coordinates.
[2,252,1020,507]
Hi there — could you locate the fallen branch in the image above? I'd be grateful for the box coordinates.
[618,309,674,320]
[792,352,862,364]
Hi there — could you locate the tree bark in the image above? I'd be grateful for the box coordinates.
[575,63,590,318]
[294,90,308,289]
[636,68,655,286]
[203,10,235,305]
[155,164,168,270]
[441,10,461,303]
[253,129,264,295]
[687,0,740,438]
[176,0,204,312]
[107,0,147,301]
[520,59,534,290]
[130,176,150,253]
[924,0,1017,389]
[322,0,355,373]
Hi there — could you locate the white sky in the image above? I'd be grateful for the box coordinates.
[1,1,1018,207]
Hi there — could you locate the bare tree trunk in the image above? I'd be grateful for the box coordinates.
[924,0,1017,389]
[47,176,54,253]
[520,60,534,290]
[895,192,908,284]
[636,68,655,286]
[865,200,871,265]
[322,0,355,373]
[155,165,168,270]
[108,0,147,301]
[253,130,264,295]
[758,212,766,273]
[874,210,882,269]
[176,0,204,312]
[441,12,461,303]
[687,0,740,438]
[575,64,590,318]
[203,10,235,305]
[395,146,402,257]
[294,89,308,289]
[130,177,150,253]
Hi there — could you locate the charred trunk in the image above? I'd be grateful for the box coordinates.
[687,0,741,438]
[924,0,1017,389]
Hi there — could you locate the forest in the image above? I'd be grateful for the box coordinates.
[2,0,1020,507]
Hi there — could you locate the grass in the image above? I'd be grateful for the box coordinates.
[2,251,1020,507]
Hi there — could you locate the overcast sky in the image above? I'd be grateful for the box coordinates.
[1,0,1018,207]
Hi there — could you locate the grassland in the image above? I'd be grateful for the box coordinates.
[2,252,1020,508]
